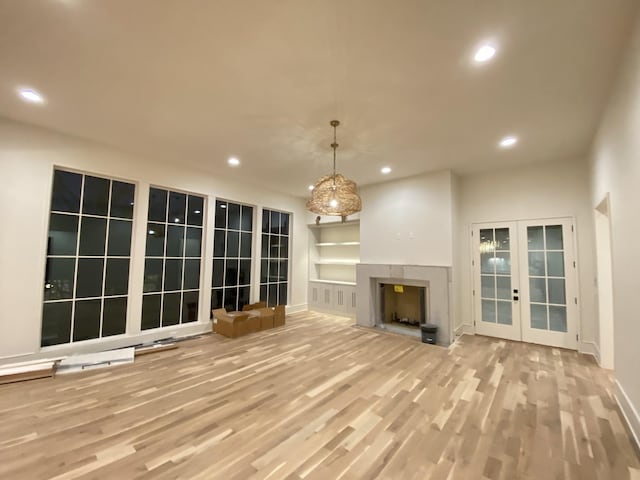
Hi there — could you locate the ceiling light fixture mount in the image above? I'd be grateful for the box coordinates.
[306,120,362,218]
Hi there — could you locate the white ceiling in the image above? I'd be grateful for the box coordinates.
[0,0,638,197]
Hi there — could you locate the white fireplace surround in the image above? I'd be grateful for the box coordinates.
[356,264,452,345]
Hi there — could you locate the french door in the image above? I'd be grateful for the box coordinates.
[473,218,578,349]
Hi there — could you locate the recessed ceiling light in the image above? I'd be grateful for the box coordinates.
[18,88,45,104]
[474,45,496,63]
[228,156,240,167]
[499,136,518,148]
[381,167,391,174]
[308,185,314,191]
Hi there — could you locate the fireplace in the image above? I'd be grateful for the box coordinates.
[379,283,427,332]
[356,264,452,345]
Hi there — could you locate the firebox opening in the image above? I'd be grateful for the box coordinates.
[380,283,427,330]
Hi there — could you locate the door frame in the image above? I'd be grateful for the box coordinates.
[471,216,580,350]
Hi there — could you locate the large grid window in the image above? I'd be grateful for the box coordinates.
[211,200,253,312]
[142,188,204,330]
[260,209,290,307]
[42,169,135,347]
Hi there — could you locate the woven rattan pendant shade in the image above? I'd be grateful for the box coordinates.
[306,120,362,217]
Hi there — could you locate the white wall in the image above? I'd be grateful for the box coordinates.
[455,159,598,350]
[0,118,307,363]
[359,170,454,266]
[589,9,640,443]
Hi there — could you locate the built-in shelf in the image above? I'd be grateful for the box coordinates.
[314,260,358,266]
[316,241,360,247]
[309,279,356,286]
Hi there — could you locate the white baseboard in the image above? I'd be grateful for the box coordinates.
[614,380,640,452]
[286,303,308,314]
[454,323,474,337]
[578,341,601,365]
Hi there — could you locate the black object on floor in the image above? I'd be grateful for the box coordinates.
[420,324,438,344]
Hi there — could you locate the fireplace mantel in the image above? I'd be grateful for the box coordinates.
[355,264,452,345]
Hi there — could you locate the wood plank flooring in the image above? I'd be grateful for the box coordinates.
[0,311,638,479]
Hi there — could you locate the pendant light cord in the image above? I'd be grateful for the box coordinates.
[331,120,339,189]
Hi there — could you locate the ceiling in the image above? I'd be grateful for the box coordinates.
[0,0,638,197]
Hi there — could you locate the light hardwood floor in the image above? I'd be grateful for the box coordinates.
[0,312,638,480]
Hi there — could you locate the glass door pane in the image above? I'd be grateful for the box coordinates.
[526,225,567,333]
[479,227,512,325]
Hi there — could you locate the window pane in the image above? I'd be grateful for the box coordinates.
[260,284,267,303]
[496,276,511,300]
[215,202,228,229]
[260,259,268,283]
[241,205,253,232]
[261,234,269,258]
[228,202,241,230]
[278,282,288,305]
[482,299,496,323]
[225,259,238,286]
[238,286,250,310]
[279,260,288,281]
[497,301,512,325]
[527,226,544,250]
[141,294,161,330]
[549,306,567,332]
[479,229,494,252]
[239,259,251,285]
[162,292,181,326]
[224,287,237,311]
[146,223,166,256]
[214,230,226,257]
[78,217,107,256]
[76,258,104,298]
[546,252,565,277]
[143,258,163,292]
[211,288,223,310]
[110,181,135,219]
[48,214,78,256]
[481,275,495,299]
[530,304,548,330]
[82,176,110,216]
[103,297,127,337]
[269,260,279,282]
[212,259,224,288]
[148,188,168,222]
[494,252,510,275]
[270,235,279,258]
[480,253,494,274]
[270,211,280,234]
[546,225,564,250]
[227,231,239,257]
[240,232,252,258]
[280,237,289,259]
[268,284,278,307]
[281,213,290,236]
[44,258,75,300]
[262,210,270,233]
[548,278,566,305]
[529,277,547,304]
[164,259,183,291]
[41,302,72,346]
[104,258,130,296]
[107,219,132,256]
[187,195,204,226]
[185,227,202,257]
[51,170,82,213]
[528,252,546,276]
[182,291,198,323]
[168,192,186,224]
[184,259,201,290]
[73,299,101,341]
[166,225,185,257]
[494,228,509,251]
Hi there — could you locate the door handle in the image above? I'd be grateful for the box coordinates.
[513,289,519,294]
[513,295,519,301]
